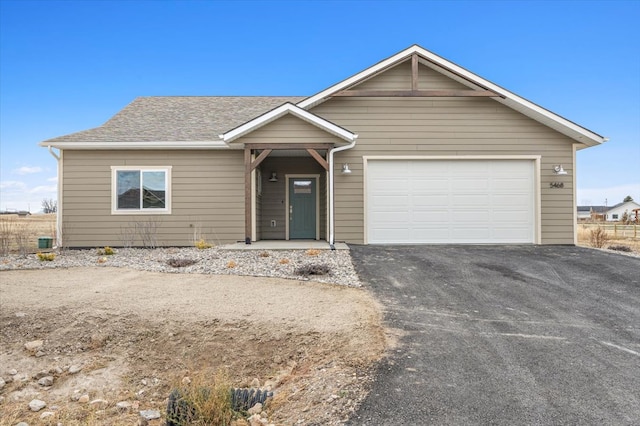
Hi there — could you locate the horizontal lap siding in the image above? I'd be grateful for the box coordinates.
[356,60,469,91]
[312,97,575,244]
[232,115,340,144]
[62,150,244,247]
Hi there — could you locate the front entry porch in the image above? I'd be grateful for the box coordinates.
[246,145,331,243]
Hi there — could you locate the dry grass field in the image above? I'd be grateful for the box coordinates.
[0,214,56,255]
[576,223,640,254]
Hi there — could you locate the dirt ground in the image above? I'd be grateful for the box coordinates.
[0,268,387,425]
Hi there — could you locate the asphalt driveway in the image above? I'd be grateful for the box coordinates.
[347,245,640,425]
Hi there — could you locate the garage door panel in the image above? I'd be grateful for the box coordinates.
[412,195,449,207]
[410,210,450,221]
[367,159,535,244]
[451,179,489,190]
[370,194,409,207]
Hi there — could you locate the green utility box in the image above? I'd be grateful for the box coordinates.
[38,237,53,249]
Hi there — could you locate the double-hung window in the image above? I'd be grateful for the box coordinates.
[111,166,171,214]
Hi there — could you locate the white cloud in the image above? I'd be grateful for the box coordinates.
[13,166,43,175]
[0,180,27,190]
[577,183,640,206]
[47,176,58,182]
[29,185,57,195]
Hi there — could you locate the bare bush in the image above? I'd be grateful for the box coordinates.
[119,224,135,248]
[589,226,610,248]
[607,244,632,252]
[167,258,197,268]
[295,263,331,277]
[135,218,161,248]
[41,198,57,213]
[0,217,15,256]
[13,222,34,257]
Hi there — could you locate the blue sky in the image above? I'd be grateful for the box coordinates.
[1,0,638,212]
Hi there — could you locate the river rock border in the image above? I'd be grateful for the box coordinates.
[0,247,362,287]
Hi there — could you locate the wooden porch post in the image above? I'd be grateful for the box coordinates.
[244,147,251,244]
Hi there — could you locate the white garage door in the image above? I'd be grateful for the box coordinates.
[366,159,535,244]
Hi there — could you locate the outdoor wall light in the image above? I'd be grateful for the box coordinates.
[269,172,278,182]
[553,165,568,175]
[341,164,352,174]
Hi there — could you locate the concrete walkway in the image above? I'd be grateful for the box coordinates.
[221,240,350,250]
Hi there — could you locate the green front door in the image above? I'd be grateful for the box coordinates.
[289,178,316,239]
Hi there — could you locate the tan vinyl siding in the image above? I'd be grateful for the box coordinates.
[232,115,340,145]
[62,150,244,247]
[312,96,576,244]
[356,60,469,91]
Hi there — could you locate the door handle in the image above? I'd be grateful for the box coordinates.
[290,205,293,220]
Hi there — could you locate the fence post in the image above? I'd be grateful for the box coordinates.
[614,224,617,237]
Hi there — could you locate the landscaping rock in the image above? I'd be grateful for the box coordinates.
[78,394,90,403]
[29,399,47,411]
[68,364,82,374]
[116,401,132,410]
[139,409,161,420]
[90,398,109,407]
[248,402,263,415]
[24,340,43,353]
[8,368,18,375]
[40,411,56,419]
[0,377,5,389]
[38,376,54,386]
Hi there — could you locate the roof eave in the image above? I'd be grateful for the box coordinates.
[220,102,357,144]
[39,141,231,150]
[297,44,606,147]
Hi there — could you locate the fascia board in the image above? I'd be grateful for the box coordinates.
[220,103,357,143]
[39,141,230,149]
[298,44,606,147]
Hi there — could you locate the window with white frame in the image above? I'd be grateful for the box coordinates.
[111,166,171,213]
[612,214,619,220]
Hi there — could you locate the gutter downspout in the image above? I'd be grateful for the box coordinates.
[328,136,357,249]
[47,146,62,248]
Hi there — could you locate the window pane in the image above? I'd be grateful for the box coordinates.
[117,171,140,209]
[142,171,166,209]
[293,180,312,194]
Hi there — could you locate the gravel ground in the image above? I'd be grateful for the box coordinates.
[0,247,362,287]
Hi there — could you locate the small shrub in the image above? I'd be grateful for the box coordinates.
[96,246,115,255]
[607,245,632,252]
[167,258,197,268]
[295,263,331,277]
[226,260,237,268]
[36,252,55,262]
[278,258,290,265]
[166,370,234,426]
[589,226,610,248]
[305,249,320,256]
[195,239,213,250]
[259,251,270,258]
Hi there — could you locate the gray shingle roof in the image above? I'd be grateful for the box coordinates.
[43,96,305,143]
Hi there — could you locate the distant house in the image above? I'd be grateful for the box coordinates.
[576,205,608,221]
[605,201,640,222]
[577,201,640,222]
[40,44,606,248]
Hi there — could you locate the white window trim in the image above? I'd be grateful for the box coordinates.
[111,166,172,215]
